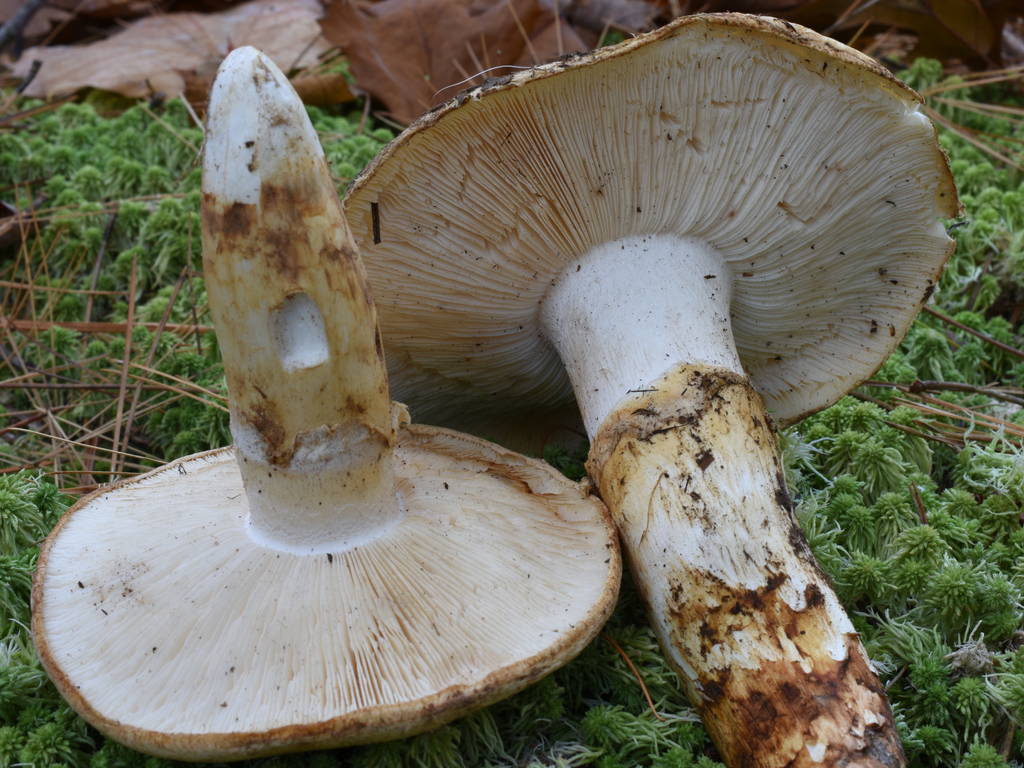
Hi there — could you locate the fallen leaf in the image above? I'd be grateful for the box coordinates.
[0,0,71,41]
[931,0,995,55]
[13,0,330,100]
[563,0,658,34]
[0,0,153,17]
[323,0,564,124]
[776,0,1016,62]
[291,71,356,107]
[517,15,590,63]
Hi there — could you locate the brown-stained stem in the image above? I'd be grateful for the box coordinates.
[590,364,903,768]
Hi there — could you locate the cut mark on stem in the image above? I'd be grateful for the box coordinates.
[272,293,329,372]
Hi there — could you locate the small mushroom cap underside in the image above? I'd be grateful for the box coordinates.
[32,425,620,761]
[346,12,958,429]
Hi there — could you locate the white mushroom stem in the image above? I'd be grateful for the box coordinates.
[202,48,400,554]
[541,235,903,767]
[541,235,743,435]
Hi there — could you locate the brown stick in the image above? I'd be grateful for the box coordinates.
[118,267,189,477]
[604,633,665,722]
[0,381,183,392]
[909,483,928,524]
[865,379,1024,407]
[110,257,136,477]
[1,318,213,334]
[921,305,1024,360]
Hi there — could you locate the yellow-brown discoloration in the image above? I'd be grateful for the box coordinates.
[666,569,900,767]
[201,160,392,467]
[590,365,903,768]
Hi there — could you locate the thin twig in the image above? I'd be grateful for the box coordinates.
[924,106,1024,172]
[357,92,371,134]
[845,18,871,49]
[138,103,199,154]
[865,379,1024,407]
[0,279,121,296]
[0,95,76,126]
[0,0,48,54]
[553,0,563,57]
[105,361,227,406]
[118,268,189,472]
[922,305,1024,361]
[465,40,485,82]
[604,633,665,722]
[891,394,1024,436]
[909,483,928,524]
[823,0,872,34]
[922,68,1024,97]
[884,665,907,691]
[110,256,137,477]
[1,318,213,334]
[933,97,1024,124]
[0,381,185,392]
[5,428,156,463]
[505,0,539,65]
[84,207,119,322]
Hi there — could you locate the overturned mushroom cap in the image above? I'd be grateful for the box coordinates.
[31,47,620,761]
[33,434,618,760]
[346,13,957,433]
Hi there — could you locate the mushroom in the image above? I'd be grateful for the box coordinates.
[30,47,621,761]
[344,14,958,768]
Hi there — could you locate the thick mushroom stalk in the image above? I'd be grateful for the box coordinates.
[202,48,399,553]
[543,236,901,767]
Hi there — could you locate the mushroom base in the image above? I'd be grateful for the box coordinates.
[233,413,403,554]
[588,363,904,768]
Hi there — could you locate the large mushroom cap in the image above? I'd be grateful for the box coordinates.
[33,430,618,760]
[31,46,621,761]
[346,13,958,432]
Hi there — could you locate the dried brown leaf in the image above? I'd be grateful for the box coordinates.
[323,0,560,124]
[291,71,356,106]
[930,0,996,55]
[520,16,590,61]
[781,0,1016,62]
[563,0,658,34]
[12,0,330,99]
[0,0,70,39]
